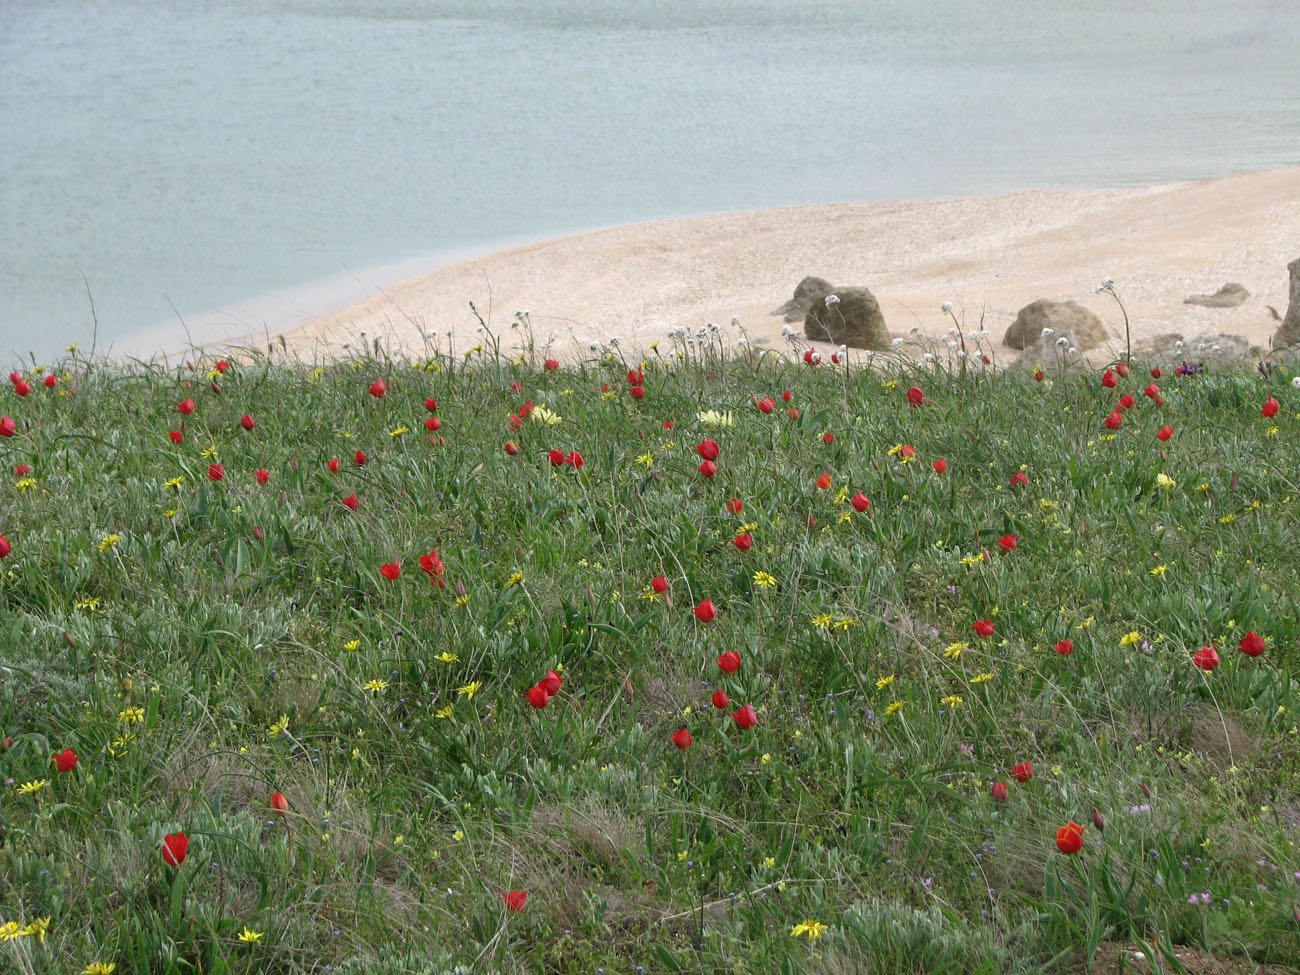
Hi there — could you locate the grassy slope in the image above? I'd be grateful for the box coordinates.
[1,340,1298,974]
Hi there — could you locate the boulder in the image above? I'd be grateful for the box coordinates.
[1004,299,1109,351]
[803,287,889,349]
[1184,282,1249,307]
[771,276,832,323]
[1273,258,1300,349]
[1149,332,1261,365]
[1145,332,1185,355]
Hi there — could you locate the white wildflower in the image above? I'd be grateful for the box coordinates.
[890,337,905,349]
[781,325,794,338]
[825,294,840,307]
[730,315,740,327]
[1056,337,1069,347]
[1292,376,1300,389]
[1041,327,1054,337]
[940,301,953,314]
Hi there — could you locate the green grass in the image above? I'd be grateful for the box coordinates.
[1,338,1299,974]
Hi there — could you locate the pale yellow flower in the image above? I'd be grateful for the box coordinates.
[268,714,289,737]
[457,681,482,700]
[1154,473,1177,491]
[940,695,963,709]
[118,706,145,725]
[435,651,459,663]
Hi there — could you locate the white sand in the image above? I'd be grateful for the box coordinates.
[281,166,1300,363]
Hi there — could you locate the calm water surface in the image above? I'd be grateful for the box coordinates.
[2,0,1297,359]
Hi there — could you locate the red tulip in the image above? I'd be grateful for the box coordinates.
[177,398,196,415]
[548,449,566,466]
[1010,470,1027,487]
[1262,397,1279,418]
[1101,370,1117,388]
[354,450,367,466]
[368,379,387,398]
[1055,821,1085,854]
[1144,383,1161,399]
[1150,368,1161,379]
[540,669,562,696]
[419,550,446,588]
[630,386,645,399]
[757,397,775,414]
[215,359,231,374]
[0,533,10,559]
[906,386,924,408]
[997,533,1017,552]
[1033,369,1045,382]
[526,685,550,709]
[240,414,255,431]
[822,433,834,444]
[13,380,31,396]
[1193,644,1221,671]
[544,358,559,371]
[327,458,340,473]
[255,469,269,485]
[711,689,730,709]
[1157,425,1172,441]
[1115,362,1130,377]
[1104,412,1123,430]
[850,492,870,512]
[1011,762,1033,783]
[168,430,183,444]
[816,473,832,490]
[732,704,758,730]
[1055,639,1074,655]
[990,781,1009,802]
[162,832,189,866]
[13,465,28,476]
[671,728,693,750]
[380,562,401,581]
[898,445,915,460]
[0,415,14,437]
[627,368,644,386]
[732,532,753,551]
[425,397,438,412]
[502,890,528,912]
[1119,393,1135,410]
[418,416,439,433]
[1092,807,1105,832]
[342,493,360,510]
[662,420,675,429]
[651,575,669,594]
[270,791,289,816]
[43,375,56,389]
[54,748,79,772]
[504,441,518,455]
[803,348,820,365]
[973,619,995,637]
[566,451,584,468]
[7,372,20,384]
[726,497,743,515]
[210,381,222,395]
[206,463,225,482]
[933,458,947,474]
[717,651,741,674]
[696,439,719,462]
[1239,631,1266,657]
[693,599,717,623]
[698,459,717,478]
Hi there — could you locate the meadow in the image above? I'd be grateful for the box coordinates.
[1,324,1298,974]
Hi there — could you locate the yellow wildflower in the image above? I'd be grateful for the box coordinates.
[636,452,654,467]
[1119,631,1141,647]
[1154,473,1177,491]
[15,477,37,492]
[457,681,482,700]
[753,570,777,589]
[940,695,963,709]
[833,617,857,630]
[343,640,360,652]
[810,613,834,631]
[1149,564,1167,577]
[268,714,289,737]
[164,475,185,490]
[435,651,459,663]
[390,425,409,437]
[943,642,969,660]
[18,779,48,795]
[435,705,454,719]
[73,596,101,611]
[83,965,116,975]
[22,916,50,942]
[237,927,263,943]
[969,672,994,684]
[885,700,904,716]
[790,919,828,940]
[697,409,734,429]
[98,533,122,552]
[363,679,388,693]
[959,553,985,567]
[875,674,896,690]
[531,405,561,427]
[505,571,524,587]
[119,706,145,725]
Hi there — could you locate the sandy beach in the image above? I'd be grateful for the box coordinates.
[282,166,1300,364]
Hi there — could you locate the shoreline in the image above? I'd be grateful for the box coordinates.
[279,166,1300,365]
[152,166,1300,365]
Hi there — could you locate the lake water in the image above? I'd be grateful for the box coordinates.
[2,0,1298,361]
